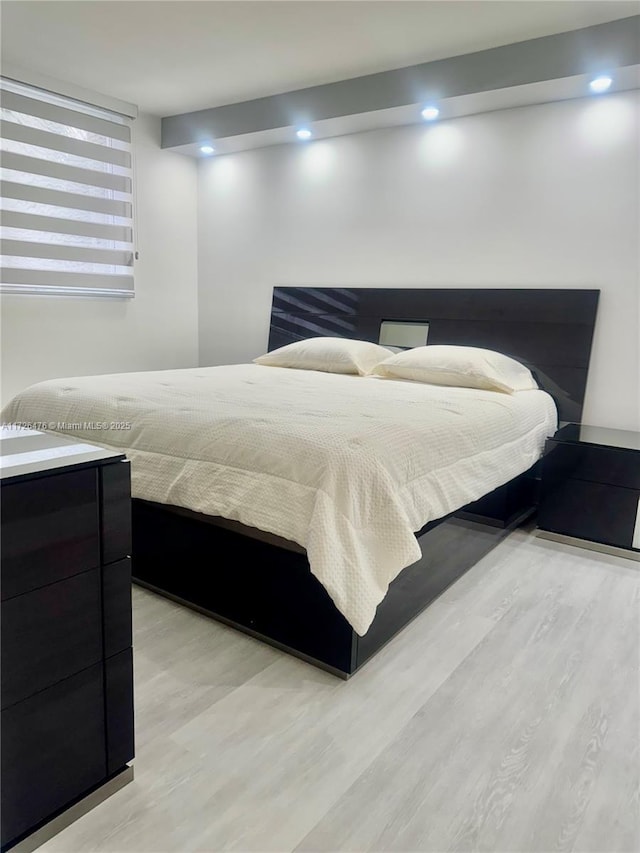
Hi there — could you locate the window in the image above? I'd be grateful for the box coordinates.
[0,78,134,297]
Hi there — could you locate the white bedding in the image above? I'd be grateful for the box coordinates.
[2,365,557,634]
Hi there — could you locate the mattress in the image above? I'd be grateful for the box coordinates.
[2,365,557,634]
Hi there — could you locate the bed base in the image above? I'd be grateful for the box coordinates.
[131,468,537,678]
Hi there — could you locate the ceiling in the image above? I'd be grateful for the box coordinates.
[1,1,637,116]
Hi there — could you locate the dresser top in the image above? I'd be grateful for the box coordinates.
[553,423,640,452]
[0,427,124,482]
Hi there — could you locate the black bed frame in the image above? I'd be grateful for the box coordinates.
[132,287,599,678]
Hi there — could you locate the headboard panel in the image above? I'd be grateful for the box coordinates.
[268,287,600,423]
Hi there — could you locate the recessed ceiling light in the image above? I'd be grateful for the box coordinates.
[589,76,613,94]
[296,128,313,140]
[421,105,440,121]
[200,144,215,154]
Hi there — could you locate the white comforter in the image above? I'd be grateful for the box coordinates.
[2,365,556,634]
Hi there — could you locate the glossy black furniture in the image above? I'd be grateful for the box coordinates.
[270,287,600,422]
[133,287,600,677]
[134,473,535,677]
[0,429,134,852]
[539,423,640,559]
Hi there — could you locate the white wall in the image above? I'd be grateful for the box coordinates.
[198,92,640,430]
[1,112,199,405]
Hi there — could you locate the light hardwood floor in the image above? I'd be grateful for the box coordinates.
[41,526,639,853]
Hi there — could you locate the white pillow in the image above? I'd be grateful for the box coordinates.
[254,337,394,376]
[370,345,538,393]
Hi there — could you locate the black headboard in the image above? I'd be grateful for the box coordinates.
[268,287,600,423]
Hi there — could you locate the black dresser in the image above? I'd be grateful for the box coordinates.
[538,423,640,560]
[0,428,135,851]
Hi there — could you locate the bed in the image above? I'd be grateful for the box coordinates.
[2,287,599,677]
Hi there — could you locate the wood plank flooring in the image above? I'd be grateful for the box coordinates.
[40,526,639,852]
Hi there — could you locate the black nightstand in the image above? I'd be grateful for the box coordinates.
[538,423,640,560]
[0,427,135,851]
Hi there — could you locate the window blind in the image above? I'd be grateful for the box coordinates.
[0,78,134,297]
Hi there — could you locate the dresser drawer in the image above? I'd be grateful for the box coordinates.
[1,468,100,600]
[103,557,132,658]
[1,569,103,710]
[1,663,106,848]
[101,461,132,565]
[105,648,135,775]
[539,477,640,551]
[543,440,640,491]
